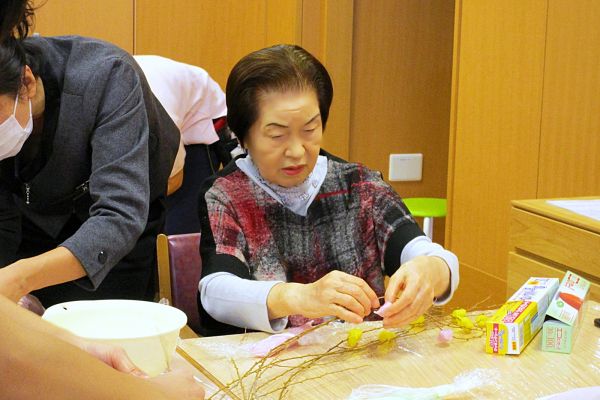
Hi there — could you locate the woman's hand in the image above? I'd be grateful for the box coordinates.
[268,270,380,324]
[76,340,148,377]
[17,294,45,315]
[73,337,207,400]
[380,256,450,328]
[0,248,86,302]
[0,263,28,302]
[54,329,146,377]
[149,357,206,400]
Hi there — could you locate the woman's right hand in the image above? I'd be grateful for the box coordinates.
[149,358,205,400]
[268,271,379,323]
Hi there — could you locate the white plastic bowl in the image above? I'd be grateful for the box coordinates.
[43,299,187,377]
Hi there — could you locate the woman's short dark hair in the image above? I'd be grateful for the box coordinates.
[0,38,30,96]
[0,37,42,96]
[0,0,35,42]
[226,44,333,146]
[0,0,39,96]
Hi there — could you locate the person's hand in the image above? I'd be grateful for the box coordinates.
[380,256,449,328]
[0,248,86,303]
[0,263,28,302]
[149,357,205,400]
[17,294,45,315]
[76,340,147,377]
[285,271,380,324]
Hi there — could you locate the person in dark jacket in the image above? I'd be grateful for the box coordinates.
[0,1,179,306]
[0,4,204,398]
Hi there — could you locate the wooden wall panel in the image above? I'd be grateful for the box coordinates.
[33,0,134,53]
[302,0,353,160]
[266,0,302,45]
[136,0,353,159]
[444,264,506,310]
[447,1,547,297]
[351,0,455,242]
[134,1,280,89]
[537,0,600,198]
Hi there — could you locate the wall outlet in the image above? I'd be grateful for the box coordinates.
[388,153,423,181]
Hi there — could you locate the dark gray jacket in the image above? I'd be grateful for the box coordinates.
[0,36,179,299]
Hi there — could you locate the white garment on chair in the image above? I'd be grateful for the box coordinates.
[134,55,227,176]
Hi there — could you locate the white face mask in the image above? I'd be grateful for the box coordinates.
[0,93,33,160]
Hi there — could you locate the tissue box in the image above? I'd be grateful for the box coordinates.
[486,277,559,355]
[542,271,590,354]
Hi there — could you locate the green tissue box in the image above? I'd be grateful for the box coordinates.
[542,319,578,354]
[541,270,589,354]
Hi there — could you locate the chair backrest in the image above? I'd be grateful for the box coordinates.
[156,233,202,334]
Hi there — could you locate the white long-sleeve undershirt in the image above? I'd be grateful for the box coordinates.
[199,235,459,333]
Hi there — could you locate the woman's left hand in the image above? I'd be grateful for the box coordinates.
[380,255,449,328]
[76,339,147,377]
[17,294,45,315]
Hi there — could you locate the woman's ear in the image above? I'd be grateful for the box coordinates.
[21,65,37,100]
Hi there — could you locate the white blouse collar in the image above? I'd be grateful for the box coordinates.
[236,154,328,216]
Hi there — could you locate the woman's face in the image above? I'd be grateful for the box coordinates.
[245,89,323,188]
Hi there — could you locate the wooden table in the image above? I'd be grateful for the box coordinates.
[508,197,600,301]
[179,302,600,399]
[180,324,199,339]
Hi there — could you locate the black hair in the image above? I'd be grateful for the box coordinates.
[0,0,36,42]
[0,0,40,96]
[0,38,42,96]
[225,44,333,146]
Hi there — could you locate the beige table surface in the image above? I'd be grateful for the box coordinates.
[179,303,600,399]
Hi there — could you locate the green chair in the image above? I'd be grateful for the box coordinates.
[403,198,447,240]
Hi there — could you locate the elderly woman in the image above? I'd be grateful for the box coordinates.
[197,44,459,336]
